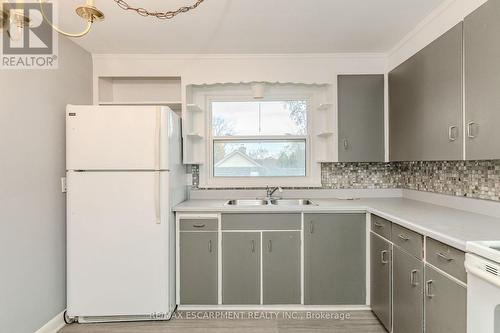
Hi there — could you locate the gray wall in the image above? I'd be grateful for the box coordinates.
[0,37,92,333]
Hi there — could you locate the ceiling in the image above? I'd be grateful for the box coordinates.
[59,0,446,54]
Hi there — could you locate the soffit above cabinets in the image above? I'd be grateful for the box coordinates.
[60,0,445,54]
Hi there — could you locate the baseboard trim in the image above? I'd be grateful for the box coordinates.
[34,310,65,333]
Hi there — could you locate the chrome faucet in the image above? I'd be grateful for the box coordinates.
[266,185,283,201]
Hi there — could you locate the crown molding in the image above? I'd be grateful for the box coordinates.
[91,53,388,61]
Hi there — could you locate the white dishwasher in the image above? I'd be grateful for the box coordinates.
[466,242,500,333]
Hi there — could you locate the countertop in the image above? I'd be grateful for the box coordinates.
[174,198,500,251]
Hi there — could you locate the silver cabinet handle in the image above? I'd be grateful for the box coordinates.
[410,269,419,286]
[380,250,389,264]
[436,252,455,262]
[208,240,212,253]
[373,222,383,228]
[310,221,314,234]
[268,240,272,252]
[398,234,410,241]
[343,139,349,150]
[193,223,206,228]
[251,240,255,253]
[448,126,458,141]
[426,280,435,298]
[467,121,478,139]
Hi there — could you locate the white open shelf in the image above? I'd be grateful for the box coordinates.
[183,86,206,165]
[314,90,336,162]
[186,133,204,139]
[98,100,182,113]
[318,103,333,111]
[317,131,334,138]
[187,104,203,113]
[98,77,182,114]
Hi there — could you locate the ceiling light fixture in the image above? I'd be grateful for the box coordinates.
[1,4,31,40]
[113,0,206,20]
[2,0,208,40]
[0,8,8,30]
[39,0,104,38]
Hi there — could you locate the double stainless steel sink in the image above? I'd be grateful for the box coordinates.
[225,199,316,206]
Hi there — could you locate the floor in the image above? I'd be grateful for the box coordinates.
[59,311,386,333]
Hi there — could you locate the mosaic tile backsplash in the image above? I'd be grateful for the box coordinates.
[190,161,500,202]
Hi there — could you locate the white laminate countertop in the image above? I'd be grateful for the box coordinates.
[173,198,500,251]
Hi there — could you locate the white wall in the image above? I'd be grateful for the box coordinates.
[92,53,388,163]
[0,37,92,333]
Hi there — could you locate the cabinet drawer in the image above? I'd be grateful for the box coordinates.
[371,215,392,240]
[180,218,218,231]
[222,214,301,230]
[426,238,466,283]
[392,224,423,259]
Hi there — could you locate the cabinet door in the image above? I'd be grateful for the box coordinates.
[393,246,424,333]
[371,233,392,331]
[389,23,463,161]
[222,232,260,304]
[263,232,301,304]
[465,0,500,159]
[425,265,466,333]
[338,75,385,162]
[180,232,218,305]
[305,214,366,305]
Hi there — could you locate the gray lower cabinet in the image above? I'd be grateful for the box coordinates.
[389,22,463,161]
[393,246,424,333]
[425,265,466,333]
[305,214,366,305]
[262,232,301,304]
[179,232,218,305]
[370,233,392,331]
[464,0,500,159]
[222,232,261,304]
[338,74,385,162]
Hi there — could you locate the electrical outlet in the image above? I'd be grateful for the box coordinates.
[61,177,67,193]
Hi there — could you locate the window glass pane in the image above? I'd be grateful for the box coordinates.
[212,102,259,136]
[211,101,307,136]
[214,140,306,177]
[260,101,307,135]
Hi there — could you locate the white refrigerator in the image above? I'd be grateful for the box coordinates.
[66,105,186,322]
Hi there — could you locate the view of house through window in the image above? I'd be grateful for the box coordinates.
[211,101,308,177]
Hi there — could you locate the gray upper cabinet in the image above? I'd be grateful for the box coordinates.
[393,246,424,333]
[370,233,392,332]
[338,75,385,162]
[464,0,500,159]
[180,232,218,305]
[262,232,301,304]
[304,214,366,305]
[425,265,466,333]
[389,23,463,161]
[222,232,261,305]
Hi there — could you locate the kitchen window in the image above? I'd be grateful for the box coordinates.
[212,100,308,178]
[196,83,323,188]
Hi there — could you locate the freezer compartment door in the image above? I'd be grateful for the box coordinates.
[66,171,172,317]
[66,105,173,170]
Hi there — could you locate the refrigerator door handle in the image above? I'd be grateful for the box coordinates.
[154,108,161,171]
[155,171,161,224]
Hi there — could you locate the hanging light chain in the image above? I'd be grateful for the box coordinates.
[113,0,206,20]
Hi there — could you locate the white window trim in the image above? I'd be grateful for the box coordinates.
[198,87,322,188]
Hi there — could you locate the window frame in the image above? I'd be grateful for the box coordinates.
[199,86,321,188]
